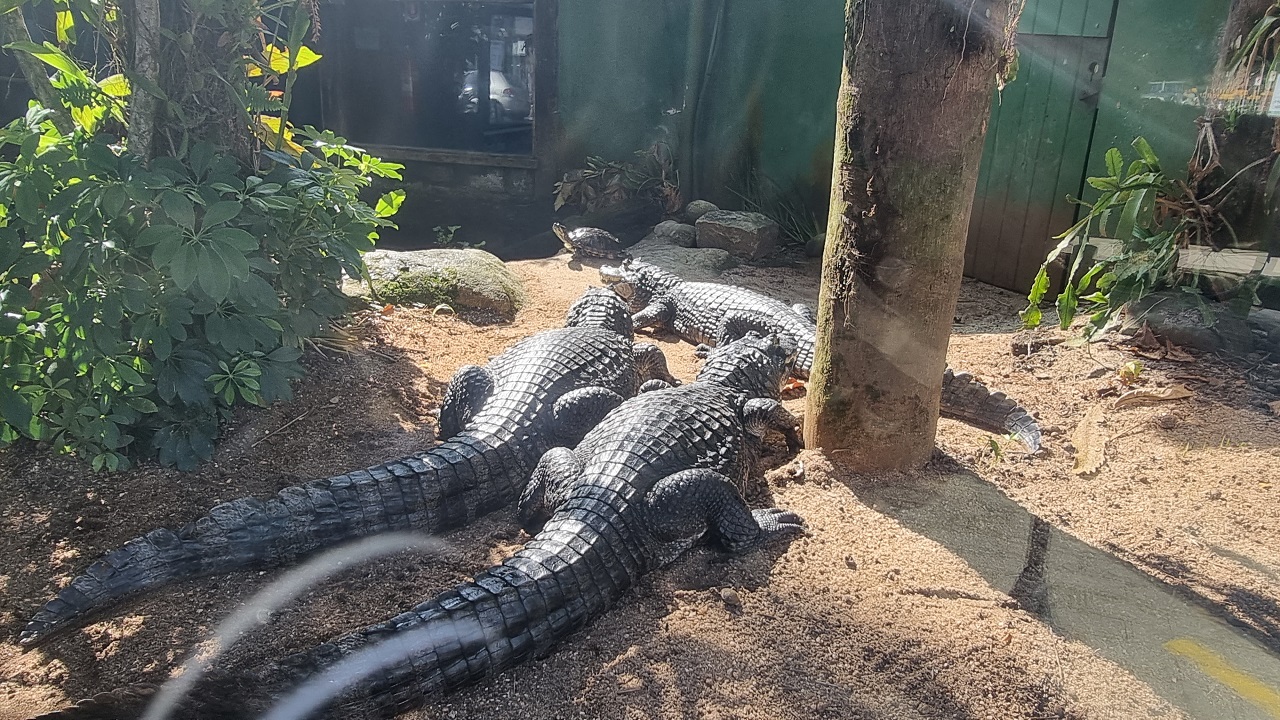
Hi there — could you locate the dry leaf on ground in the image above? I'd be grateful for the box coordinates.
[1072,404,1109,475]
[1113,385,1193,410]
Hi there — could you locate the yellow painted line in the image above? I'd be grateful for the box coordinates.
[1164,637,1280,719]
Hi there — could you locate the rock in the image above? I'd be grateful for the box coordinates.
[1249,308,1280,351]
[684,199,719,223]
[695,210,780,260]
[804,233,825,258]
[651,220,697,248]
[1119,291,1253,356]
[355,248,526,318]
[626,232,738,281]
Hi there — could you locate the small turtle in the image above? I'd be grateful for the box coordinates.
[553,222,632,260]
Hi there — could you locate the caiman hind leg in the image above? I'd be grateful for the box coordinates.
[645,469,805,554]
[438,365,494,438]
[742,398,803,451]
[518,447,583,534]
[552,387,626,445]
[632,341,680,386]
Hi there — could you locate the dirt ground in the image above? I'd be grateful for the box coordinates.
[2,253,1277,720]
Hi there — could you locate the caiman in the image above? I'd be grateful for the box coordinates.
[19,288,677,648]
[31,332,805,720]
[599,259,1042,451]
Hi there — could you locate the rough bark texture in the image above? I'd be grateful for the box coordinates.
[805,0,1019,470]
[1220,0,1275,67]
[0,7,73,133]
[128,0,161,161]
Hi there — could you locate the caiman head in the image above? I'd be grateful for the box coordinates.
[695,331,797,399]
[564,286,634,336]
[598,259,683,312]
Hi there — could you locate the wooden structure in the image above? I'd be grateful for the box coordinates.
[965,0,1116,292]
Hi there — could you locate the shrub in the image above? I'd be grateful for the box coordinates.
[0,104,404,470]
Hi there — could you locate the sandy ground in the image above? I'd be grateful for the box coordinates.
[2,253,1276,719]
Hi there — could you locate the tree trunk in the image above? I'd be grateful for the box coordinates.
[0,6,73,133]
[805,0,1021,470]
[128,0,162,161]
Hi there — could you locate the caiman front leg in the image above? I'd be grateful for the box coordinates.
[553,387,626,445]
[632,341,680,386]
[518,447,583,534]
[438,365,494,438]
[742,398,803,451]
[645,469,805,553]
[632,296,676,334]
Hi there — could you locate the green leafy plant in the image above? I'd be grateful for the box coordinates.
[1022,135,1269,337]
[727,170,823,246]
[1022,138,1188,337]
[0,23,405,471]
[553,141,680,215]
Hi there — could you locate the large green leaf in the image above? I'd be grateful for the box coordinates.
[1105,147,1124,178]
[197,246,231,301]
[0,387,32,430]
[1114,188,1149,245]
[201,200,242,228]
[375,189,405,218]
[136,223,183,247]
[170,244,198,290]
[162,192,196,230]
[207,227,258,252]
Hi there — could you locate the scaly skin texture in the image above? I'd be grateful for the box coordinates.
[31,334,804,720]
[599,260,1041,451]
[552,223,632,260]
[20,289,678,649]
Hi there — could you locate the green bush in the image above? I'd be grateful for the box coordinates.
[0,105,405,470]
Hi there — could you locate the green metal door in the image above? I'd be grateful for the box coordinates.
[964,0,1116,293]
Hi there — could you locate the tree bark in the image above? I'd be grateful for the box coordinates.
[805,0,1021,470]
[0,6,73,133]
[128,0,162,161]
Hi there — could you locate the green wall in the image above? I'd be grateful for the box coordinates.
[1086,0,1230,178]
[555,0,686,166]
[556,0,844,215]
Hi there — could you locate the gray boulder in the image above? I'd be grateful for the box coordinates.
[651,220,697,248]
[626,233,738,281]
[1249,308,1280,352]
[354,248,526,318]
[804,233,826,258]
[1119,291,1253,355]
[695,210,780,261]
[684,200,719,224]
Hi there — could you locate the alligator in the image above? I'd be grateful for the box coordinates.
[19,288,678,648]
[552,222,632,260]
[599,259,1042,452]
[30,332,806,720]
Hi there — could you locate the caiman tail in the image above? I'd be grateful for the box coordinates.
[282,507,641,719]
[939,368,1042,452]
[30,507,641,720]
[20,434,518,648]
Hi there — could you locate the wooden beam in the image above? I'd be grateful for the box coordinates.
[361,144,538,169]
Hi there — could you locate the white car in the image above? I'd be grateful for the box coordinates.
[459,70,531,123]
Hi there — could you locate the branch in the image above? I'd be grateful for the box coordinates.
[128,0,161,162]
[0,7,73,133]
